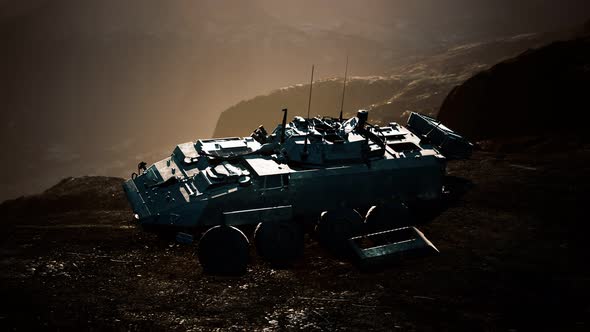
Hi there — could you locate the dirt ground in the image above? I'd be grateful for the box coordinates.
[1,149,590,331]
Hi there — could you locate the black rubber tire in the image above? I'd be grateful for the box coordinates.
[197,225,250,275]
[254,221,304,268]
[315,209,363,255]
[364,201,410,232]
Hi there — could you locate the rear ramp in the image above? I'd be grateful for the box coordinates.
[348,226,439,269]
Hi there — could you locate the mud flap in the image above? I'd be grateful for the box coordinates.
[348,226,438,269]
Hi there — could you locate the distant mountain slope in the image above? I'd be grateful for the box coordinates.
[213,32,561,137]
[437,35,590,141]
[214,77,403,137]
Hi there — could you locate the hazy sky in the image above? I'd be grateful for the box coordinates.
[0,0,588,201]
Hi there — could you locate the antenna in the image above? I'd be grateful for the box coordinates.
[280,108,288,144]
[306,64,315,120]
[303,65,314,158]
[339,55,349,122]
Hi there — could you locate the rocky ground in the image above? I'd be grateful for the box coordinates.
[1,147,590,331]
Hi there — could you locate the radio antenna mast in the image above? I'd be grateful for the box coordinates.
[339,55,348,122]
[303,65,314,158]
[306,64,315,120]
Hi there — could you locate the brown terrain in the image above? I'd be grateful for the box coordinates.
[2,8,589,332]
[1,145,589,331]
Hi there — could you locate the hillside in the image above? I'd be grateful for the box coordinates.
[213,32,562,137]
[437,35,590,141]
[2,149,590,330]
[214,77,404,137]
[0,176,127,217]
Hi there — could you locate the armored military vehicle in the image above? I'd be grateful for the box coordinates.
[123,109,472,274]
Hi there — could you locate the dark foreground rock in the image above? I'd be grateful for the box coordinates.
[1,149,590,331]
[438,35,590,141]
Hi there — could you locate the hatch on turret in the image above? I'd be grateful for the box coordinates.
[244,156,292,177]
[209,162,244,179]
[174,142,201,165]
[196,137,261,158]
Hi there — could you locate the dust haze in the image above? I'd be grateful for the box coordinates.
[0,0,588,201]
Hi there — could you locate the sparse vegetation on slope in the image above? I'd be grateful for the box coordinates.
[214,77,403,137]
[214,32,560,135]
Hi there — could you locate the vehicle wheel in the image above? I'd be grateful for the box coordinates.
[365,201,410,232]
[315,209,363,255]
[197,225,250,275]
[254,221,304,268]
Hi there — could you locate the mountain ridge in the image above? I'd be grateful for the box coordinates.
[437,35,590,141]
[213,31,562,137]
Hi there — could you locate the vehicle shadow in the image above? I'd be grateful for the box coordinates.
[412,175,474,226]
